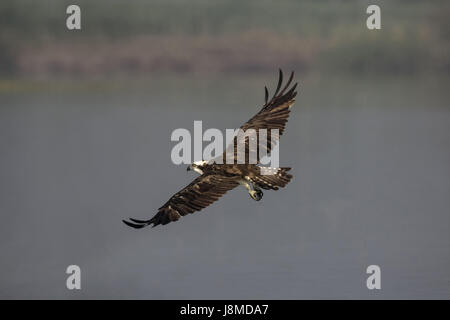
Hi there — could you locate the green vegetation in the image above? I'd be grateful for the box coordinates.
[0,0,448,76]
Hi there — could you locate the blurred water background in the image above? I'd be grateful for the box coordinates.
[0,0,449,299]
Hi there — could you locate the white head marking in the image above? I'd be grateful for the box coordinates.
[193,160,208,166]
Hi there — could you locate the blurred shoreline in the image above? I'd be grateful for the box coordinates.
[1,0,449,77]
[5,29,449,77]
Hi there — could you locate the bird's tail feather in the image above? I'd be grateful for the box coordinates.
[253,167,292,190]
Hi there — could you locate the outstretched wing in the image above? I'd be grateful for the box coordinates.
[217,69,297,164]
[123,173,240,229]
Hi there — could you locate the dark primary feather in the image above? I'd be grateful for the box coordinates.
[220,69,298,164]
[264,86,269,104]
[123,173,240,228]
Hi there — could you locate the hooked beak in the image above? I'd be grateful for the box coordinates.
[186,165,191,171]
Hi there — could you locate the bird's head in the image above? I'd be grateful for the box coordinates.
[187,160,208,174]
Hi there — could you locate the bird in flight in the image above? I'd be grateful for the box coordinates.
[123,70,297,228]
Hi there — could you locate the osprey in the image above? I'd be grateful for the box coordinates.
[123,70,297,228]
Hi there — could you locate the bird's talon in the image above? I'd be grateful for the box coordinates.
[250,190,263,201]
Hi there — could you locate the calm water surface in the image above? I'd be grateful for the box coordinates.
[0,74,449,298]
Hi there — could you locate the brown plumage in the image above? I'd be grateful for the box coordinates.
[123,70,297,229]
[220,69,297,164]
[123,173,240,228]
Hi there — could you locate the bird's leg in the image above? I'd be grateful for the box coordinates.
[251,185,263,201]
[240,178,263,201]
